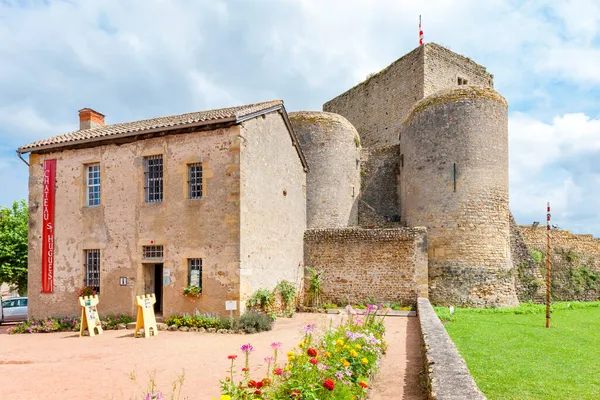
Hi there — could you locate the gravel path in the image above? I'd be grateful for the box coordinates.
[0,313,423,399]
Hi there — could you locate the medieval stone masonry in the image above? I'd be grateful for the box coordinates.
[19,42,598,318]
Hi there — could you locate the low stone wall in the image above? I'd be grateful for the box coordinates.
[417,298,486,400]
[303,227,428,306]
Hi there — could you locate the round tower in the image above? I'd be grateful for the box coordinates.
[400,86,518,307]
[289,111,361,229]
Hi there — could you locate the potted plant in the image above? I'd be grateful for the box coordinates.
[76,286,96,297]
[182,285,202,301]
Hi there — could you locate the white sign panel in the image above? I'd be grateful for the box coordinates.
[225,301,237,311]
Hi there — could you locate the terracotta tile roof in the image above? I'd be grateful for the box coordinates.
[18,100,283,153]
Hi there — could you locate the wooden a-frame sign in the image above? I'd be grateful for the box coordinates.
[79,295,103,337]
[135,293,158,338]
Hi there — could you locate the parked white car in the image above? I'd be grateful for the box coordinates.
[0,297,27,324]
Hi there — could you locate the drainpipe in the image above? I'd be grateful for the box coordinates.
[16,150,29,167]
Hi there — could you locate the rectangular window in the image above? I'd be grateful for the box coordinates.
[144,155,163,203]
[85,249,101,293]
[143,245,164,260]
[86,164,101,206]
[188,258,202,288]
[188,163,203,199]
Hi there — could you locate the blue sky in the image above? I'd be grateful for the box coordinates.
[1,0,599,235]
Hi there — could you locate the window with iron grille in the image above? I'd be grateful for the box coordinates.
[86,164,101,206]
[84,249,100,293]
[143,245,164,260]
[188,258,202,288]
[188,163,203,199]
[144,155,163,203]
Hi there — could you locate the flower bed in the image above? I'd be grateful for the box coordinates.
[7,313,134,334]
[217,304,388,399]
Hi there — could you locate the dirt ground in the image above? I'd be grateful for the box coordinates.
[0,313,424,399]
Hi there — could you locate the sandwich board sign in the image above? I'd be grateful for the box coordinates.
[135,293,158,338]
[79,295,103,337]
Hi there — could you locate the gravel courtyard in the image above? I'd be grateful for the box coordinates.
[0,313,423,399]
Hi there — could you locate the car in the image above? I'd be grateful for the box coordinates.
[0,297,27,324]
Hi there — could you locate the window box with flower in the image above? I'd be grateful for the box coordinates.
[182,285,202,301]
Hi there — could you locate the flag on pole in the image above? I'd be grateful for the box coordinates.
[419,15,424,46]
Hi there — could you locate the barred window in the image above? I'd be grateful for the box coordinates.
[144,155,163,203]
[86,164,101,206]
[143,245,164,260]
[188,163,203,199]
[85,249,100,293]
[188,258,202,288]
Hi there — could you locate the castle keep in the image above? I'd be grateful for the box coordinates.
[19,43,526,318]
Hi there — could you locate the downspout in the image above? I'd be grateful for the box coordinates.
[16,150,29,167]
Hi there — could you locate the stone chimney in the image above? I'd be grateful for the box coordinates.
[78,108,105,130]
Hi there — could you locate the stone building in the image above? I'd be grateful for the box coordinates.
[18,101,307,318]
[20,42,553,316]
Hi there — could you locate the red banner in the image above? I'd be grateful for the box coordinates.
[41,159,56,293]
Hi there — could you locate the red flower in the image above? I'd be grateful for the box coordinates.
[290,389,302,398]
[359,381,369,388]
[255,381,264,389]
[306,348,318,357]
[323,379,335,391]
[242,368,249,372]
[309,358,318,365]
[248,380,257,388]
[274,367,283,376]
[254,390,262,395]
[227,355,237,360]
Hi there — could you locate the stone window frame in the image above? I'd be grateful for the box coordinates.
[187,163,203,199]
[144,155,163,203]
[84,249,101,293]
[188,258,202,288]
[143,245,164,261]
[85,163,101,207]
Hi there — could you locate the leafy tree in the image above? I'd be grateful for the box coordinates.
[0,200,28,295]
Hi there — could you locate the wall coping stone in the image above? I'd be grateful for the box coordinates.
[304,227,427,242]
[418,297,486,400]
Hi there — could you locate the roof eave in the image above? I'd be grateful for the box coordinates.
[17,116,237,155]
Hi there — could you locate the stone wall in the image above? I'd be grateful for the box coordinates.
[518,226,600,302]
[303,227,428,306]
[27,126,243,319]
[323,43,494,149]
[358,145,401,227]
[239,111,307,310]
[510,214,545,302]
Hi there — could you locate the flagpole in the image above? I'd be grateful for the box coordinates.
[419,15,423,46]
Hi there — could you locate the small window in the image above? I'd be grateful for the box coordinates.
[458,77,468,86]
[143,245,164,260]
[188,258,202,288]
[86,164,101,206]
[144,155,163,203]
[85,249,101,293]
[188,163,203,199]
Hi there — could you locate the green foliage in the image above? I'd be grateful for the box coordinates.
[181,285,202,299]
[436,303,600,399]
[0,200,28,295]
[75,286,96,297]
[569,266,598,294]
[322,302,338,309]
[165,312,225,329]
[235,310,273,333]
[275,280,297,317]
[306,266,324,308]
[530,249,544,264]
[354,135,360,148]
[247,288,275,311]
[8,313,135,334]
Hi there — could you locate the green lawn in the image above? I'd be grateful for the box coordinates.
[435,302,600,400]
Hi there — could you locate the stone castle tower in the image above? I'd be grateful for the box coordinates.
[291,43,519,307]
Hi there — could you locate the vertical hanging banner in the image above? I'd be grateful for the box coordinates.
[41,159,56,293]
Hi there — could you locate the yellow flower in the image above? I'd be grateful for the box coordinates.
[344,344,350,350]
[334,348,340,353]
[350,350,358,357]
[343,360,351,367]
[354,344,362,350]
[336,339,344,346]
[287,351,295,357]
[220,396,232,400]
[361,358,369,365]
[298,342,304,348]
[325,351,332,357]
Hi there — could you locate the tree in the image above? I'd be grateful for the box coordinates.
[0,200,28,295]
